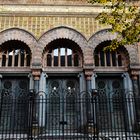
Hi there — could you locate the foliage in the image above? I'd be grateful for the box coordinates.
[88,0,140,51]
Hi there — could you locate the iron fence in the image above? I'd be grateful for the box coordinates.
[0,90,140,140]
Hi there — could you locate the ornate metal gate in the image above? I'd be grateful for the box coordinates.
[0,77,29,133]
[0,78,139,139]
[96,77,125,131]
[46,78,80,136]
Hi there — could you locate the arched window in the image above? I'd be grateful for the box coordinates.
[0,40,31,67]
[43,39,82,67]
[94,41,129,67]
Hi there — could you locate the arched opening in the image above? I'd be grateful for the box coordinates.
[42,39,83,135]
[43,39,83,68]
[94,41,130,132]
[0,40,31,67]
[94,41,129,68]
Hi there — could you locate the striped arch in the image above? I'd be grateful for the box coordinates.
[0,28,37,53]
[88,29,138,64]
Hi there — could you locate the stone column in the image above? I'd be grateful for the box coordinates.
[122,72,135,131]
[78,72,86,127]
[78,72,86,93]
[28,73,34,90]
[31,69,41,133]
[39,72,47,93]
[131,70,139,96]
[91,73,97,90]
[32,69,41,93]
[122,72,133,93]
[84,69,93,130]
[131,70,140,131]
[38,72,48,127]
[0,74,2,93]
[85,69,93,92]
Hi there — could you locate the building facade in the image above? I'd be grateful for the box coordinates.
[0,0,140,138]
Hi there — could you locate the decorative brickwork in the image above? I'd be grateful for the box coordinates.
[0,28,37,52]
[38,26,94,67]
[0,28,39,68]
[0,16,106,40]
[38,27,94,68]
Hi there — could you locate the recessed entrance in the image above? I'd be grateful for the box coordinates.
[0,77,29,133]
[46,77,80,135]
[96,76,125,131]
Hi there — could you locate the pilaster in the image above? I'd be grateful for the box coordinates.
[84,69,93,92]
[32,69,41,93]
[131,69,139,96]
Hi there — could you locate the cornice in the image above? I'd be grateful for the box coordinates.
[0,4,104,15]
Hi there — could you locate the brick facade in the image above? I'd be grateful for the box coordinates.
[0,0,139,77]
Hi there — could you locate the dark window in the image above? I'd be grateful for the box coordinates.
[60,48,65,66]
[94,41,128,67]
[47,54,52,66]
[100,51,105,66]
[112,52,116,66]
[2,55,6,66]
[44,39,82,67]
[106,51,111,66]
[118,55,122,66]
[54,49,58,66]
[67,49,72,66]
[0,40,31,67]
[74,54,79,66]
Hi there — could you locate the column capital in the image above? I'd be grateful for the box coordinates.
[32,69,41,80]
[84,69,93,80]
[28,73,33,78]
[42,72,48,78]
[131,70,139,80]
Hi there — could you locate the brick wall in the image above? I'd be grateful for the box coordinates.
[0,16,107,40]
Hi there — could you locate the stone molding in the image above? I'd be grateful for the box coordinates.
[0,4,103,15]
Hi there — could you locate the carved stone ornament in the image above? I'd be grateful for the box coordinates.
[131,70,139,80]
[32,69,41,80]
[84,69,93,80]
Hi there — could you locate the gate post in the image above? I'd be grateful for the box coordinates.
[28,89,36,140]
[89,89,98,139]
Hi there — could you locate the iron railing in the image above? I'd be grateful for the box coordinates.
[0,90,139,140]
